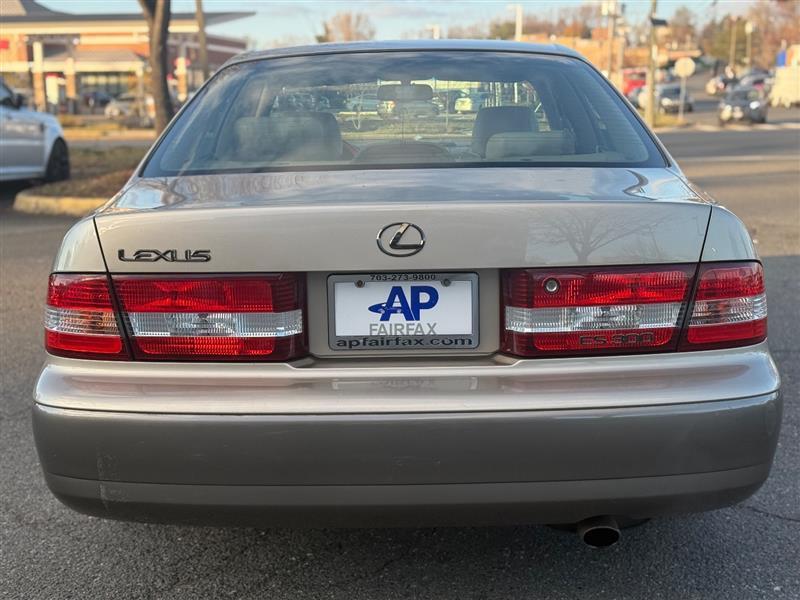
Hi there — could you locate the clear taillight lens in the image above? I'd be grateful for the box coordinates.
[501,266,694,357]
[112,275,307,361]
[45,274,127,359]
[680,262,767,350]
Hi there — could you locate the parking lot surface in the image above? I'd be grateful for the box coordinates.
[1,125,798,599]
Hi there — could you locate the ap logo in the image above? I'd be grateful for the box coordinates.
[368,286,439,321]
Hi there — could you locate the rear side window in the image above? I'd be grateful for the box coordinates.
[143,51,665,176]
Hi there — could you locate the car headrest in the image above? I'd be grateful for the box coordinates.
[234,112,342,163]
[484,131,575,160]
[471,106,538,157]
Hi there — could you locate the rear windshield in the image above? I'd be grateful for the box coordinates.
[727,89,760,102]
[143,51,665,176]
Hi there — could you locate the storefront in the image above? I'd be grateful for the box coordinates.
[0,0,252,112]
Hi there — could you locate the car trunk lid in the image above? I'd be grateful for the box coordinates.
[95,167,710,273]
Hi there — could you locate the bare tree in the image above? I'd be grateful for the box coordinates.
[557,4,599,38]
[747,0,799,69]
[669,6,697,47]
[487,15,555,40]
[447,23,489,39]
[316,12,376,43]
[195,0,209,81]
[138,0,174,133]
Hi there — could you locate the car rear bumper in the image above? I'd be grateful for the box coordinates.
[33,389,781,526]
[41,463,773,528]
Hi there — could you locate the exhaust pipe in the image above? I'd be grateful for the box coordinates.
[576,516,621,548]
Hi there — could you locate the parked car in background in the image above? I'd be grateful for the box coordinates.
[345,93,379,112]
[718,87,768,124]
[454,91,489,113]
[626,85,644,108]
[739,73,768,91]
[81,90,113,111]
[0,78,69,182]
[705,74,738,96]
[636,84,693,114]
[34,42,780,548]
[273,92,318,112]
[657,69,676,85]
[377,99,439,120]
[433,89,467,113]
[104,92,155,119]
[621,68,647,97]
[657,84,693,113]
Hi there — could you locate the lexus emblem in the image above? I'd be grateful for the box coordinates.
[377,222,425,257]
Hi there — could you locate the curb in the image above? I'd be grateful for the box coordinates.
[13,191,106,217]
[654,121,800,134]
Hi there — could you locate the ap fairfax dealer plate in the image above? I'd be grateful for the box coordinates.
[328,273,479,350]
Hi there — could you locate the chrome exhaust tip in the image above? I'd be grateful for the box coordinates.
[576,515,621,548]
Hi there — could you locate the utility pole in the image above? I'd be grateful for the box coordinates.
[745,21,754,69]
[617,22,627,75]
[195,0,209,81]
[645,0,658,128]
[508,4,523,41]
[728,16,739,72]
[602,1,619,79]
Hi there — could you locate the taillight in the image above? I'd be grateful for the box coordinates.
[680,262,766,350]
[112,274,307,361]
[501,266,694,357]
[45,274,127,359]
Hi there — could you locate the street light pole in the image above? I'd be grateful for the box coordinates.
[195,0,209,82]
[603,1,618,79]
[645,0,658,128]
[507,4,523,42]
[745,21,754,69]
[728,16,739,72]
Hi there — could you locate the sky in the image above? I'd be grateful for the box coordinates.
[38,0,753,48]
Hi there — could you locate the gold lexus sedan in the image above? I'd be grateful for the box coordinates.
[33,41,781,548]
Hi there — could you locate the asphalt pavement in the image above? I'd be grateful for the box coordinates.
[1,123,799,599]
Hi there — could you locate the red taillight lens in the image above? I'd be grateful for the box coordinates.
[501,266,694,357]
[45,274,127,359]
[112,275,307,361]
[680,262,767,350]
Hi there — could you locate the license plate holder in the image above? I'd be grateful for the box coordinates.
[328,272,479,351]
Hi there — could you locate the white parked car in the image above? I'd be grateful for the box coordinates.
[104,92,155,122]
[0,79,69,182]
